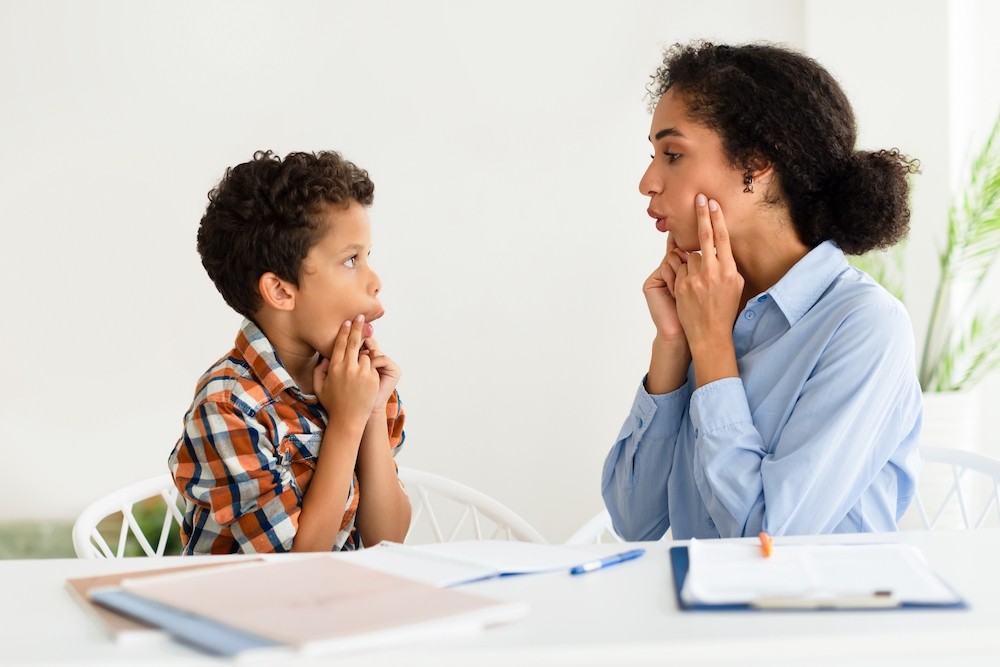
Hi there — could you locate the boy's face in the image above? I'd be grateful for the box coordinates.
[293,200,383,357]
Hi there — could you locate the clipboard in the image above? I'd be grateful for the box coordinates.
[669,544,968,612]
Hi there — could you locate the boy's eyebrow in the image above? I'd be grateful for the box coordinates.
[338,243,367,253]
[650,127,685,142]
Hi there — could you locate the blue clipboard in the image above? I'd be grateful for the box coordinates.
[669,545,967,612]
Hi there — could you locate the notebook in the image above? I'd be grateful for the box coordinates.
[340,540,603,587]
[670,539,966,611]
[65,559,262,642]
[87,555,528,658]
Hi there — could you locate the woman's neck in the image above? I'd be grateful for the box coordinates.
[733,212,810,306]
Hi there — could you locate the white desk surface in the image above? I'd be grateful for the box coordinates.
[4,530,999,667]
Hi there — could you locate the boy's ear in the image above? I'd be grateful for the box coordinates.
[258,272,296,311]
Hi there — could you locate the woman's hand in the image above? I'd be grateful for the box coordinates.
[643,232,687,342]
[314,315,380,432]
[670,194,744,386]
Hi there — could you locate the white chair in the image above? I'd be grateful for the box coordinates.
[397,467,546,544]
[565,508,673,544]
[902,445,1000,530]
[564,509,625,545]
[72,474,184,559]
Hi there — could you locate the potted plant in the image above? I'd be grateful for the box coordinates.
[852,109,1000,449]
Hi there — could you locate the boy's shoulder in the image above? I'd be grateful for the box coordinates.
[188,350,272,418]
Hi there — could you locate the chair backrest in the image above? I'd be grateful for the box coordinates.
[564,509,625,545]
[397,467,545,544]
[72,474,184,559]
[902,445,1000,530]
[564,509,673,544]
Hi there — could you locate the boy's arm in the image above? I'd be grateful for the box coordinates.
[293,317,380,552]
[354,394,411,545]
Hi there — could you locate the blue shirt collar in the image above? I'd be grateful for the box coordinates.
[766,240,849,327]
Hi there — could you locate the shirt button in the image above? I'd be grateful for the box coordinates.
[757,295,769,302]
[745,310,756,320]
[707,518,715,528]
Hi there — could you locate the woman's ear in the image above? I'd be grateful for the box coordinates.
[258,272,296,311]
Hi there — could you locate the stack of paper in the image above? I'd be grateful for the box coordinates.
[672,539,965,610]
[339,539,599,587]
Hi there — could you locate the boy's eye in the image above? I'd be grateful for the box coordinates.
[344,256,357,268]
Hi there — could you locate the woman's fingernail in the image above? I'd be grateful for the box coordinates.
[696,193,707,207]
[708,199,719,212]
[343,320,352,328]
[356,314,365,322]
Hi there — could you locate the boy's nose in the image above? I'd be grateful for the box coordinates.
[370,270,381,296]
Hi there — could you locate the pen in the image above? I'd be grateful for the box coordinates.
[570,548,646,575]
[759,531,773,558]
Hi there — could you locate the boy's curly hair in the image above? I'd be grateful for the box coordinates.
[197,150,374,318]
[648,42,919,254]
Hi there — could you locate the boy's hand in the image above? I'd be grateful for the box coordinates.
[361,336,400,413]
[314,315,379,431]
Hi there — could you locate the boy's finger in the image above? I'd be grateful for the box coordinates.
[695,193,716,263]
[347,314,366,356]
[331,320,352,361]
[708,198,734,263]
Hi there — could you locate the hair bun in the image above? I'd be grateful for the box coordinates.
[824,149,920,254]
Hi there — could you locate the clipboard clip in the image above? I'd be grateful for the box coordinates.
[750,590,898,610]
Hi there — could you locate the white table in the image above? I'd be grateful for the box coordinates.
[4,530,999,667]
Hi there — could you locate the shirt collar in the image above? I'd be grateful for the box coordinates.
[766,240,849,326]
[234,318,301,399]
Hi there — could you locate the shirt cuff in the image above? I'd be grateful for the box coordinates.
[689,377,752,436]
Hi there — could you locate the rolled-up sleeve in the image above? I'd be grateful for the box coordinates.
[601,378,690,540]
[171,401,301,553]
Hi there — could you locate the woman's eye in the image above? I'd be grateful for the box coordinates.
[665,152,681,162]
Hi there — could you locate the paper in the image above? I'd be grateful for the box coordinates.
[88,555,527,657]
[341,540,599,587]
[680,539,962,607]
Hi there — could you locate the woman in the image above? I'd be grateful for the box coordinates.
[601,41,923,540]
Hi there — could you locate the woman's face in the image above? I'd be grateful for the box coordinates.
[639,88,750,252]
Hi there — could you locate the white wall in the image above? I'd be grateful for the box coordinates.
[3,0,992,540]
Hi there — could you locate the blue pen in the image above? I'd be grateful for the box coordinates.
[570,548,646,575]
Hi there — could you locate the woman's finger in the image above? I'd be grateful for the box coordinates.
[695,193,716,263]
[708,198,734,264]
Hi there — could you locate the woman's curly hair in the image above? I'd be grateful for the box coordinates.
[197,150,374,318]
[648,41,919,254]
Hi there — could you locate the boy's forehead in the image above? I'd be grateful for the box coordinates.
[312,200,371,245]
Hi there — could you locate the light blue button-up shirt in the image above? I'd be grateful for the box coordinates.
[602,241,922,540]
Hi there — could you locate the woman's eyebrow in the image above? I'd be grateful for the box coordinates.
[651,127,685,142]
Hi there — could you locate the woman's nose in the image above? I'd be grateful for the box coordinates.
[639,162,661,196]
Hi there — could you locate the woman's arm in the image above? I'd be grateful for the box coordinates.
[601,377,691,540]
[691,301,921,537]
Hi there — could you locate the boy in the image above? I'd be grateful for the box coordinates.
[169,150,410,554]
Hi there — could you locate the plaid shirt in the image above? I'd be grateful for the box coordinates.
[169,318,405,554]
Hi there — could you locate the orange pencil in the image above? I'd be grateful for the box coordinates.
[759,531,773,558]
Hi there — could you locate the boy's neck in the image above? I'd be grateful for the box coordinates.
[253,313,319,395]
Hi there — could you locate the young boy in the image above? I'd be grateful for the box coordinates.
[169,150,410,554]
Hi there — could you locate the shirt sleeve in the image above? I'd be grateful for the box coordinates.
[690,301,921,537]
[171,401,302,553]
[386,389,406,456]
[601,377,691,540]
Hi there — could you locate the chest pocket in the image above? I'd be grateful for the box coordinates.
[276,432,323,498]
